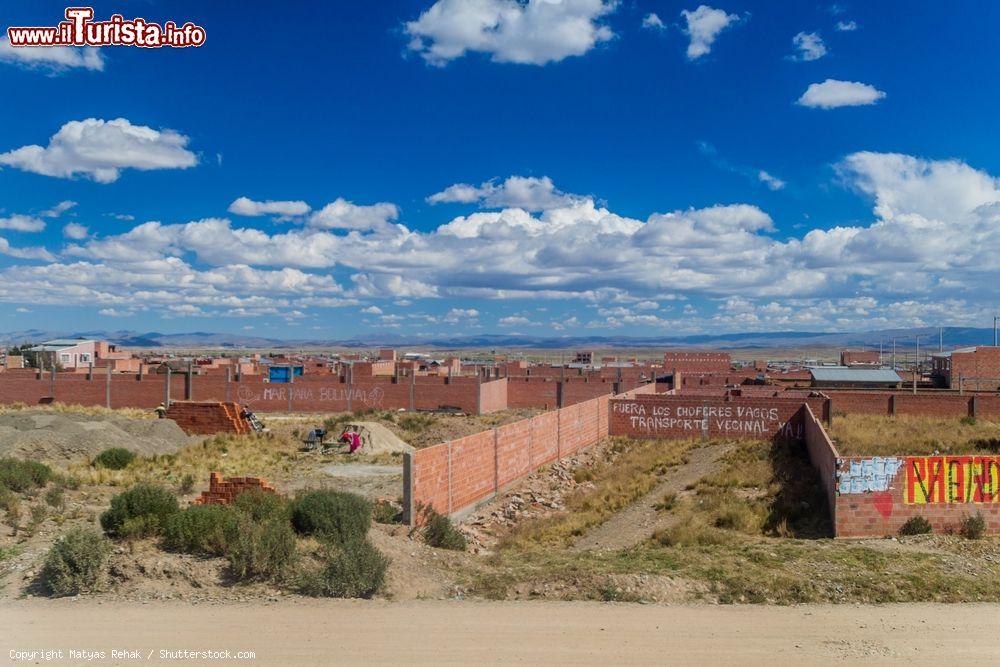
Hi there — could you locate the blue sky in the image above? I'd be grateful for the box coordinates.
[1,0,999,339]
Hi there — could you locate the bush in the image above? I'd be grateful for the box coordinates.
[898,516,933,536]
[422,508,466,551]
[92,448,136,470]
[291,490,371,544]
[44,486,65,510]
[100,484,179,538]
[0,458,52,492]
[959,513,986,540]
[299,539,389,598]
[372,499,400,524]
[226,514,297,582]
[41,527,109,596]
[233,489,289,523]
[163,505,236,556]
[178,473,196,495]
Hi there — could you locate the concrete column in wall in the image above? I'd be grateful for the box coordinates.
[889,394,896,416]
[557,381,564,409]
[971,395,978,419]
[105,366,112,409]
[409,371,415,411]
[49,365,56,400]
[87,362,93,381]
[165,368,172,408]
[402,452,414,526]
[287,366,294,412]
[138,363,144,381]
[447,441,453,515]
[185,362,193,400]
[493,428,499,494]
[476,370,482,415]
[347,365,353,412]
[557,408,562,460]
[225,367,231,402]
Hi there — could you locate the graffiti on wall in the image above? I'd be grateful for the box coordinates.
[905,456,1000,504]
[837,457,903,494]
[236,385,385,408]
[612,400,795,437]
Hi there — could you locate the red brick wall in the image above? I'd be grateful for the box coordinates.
[803,404,838,527]
[662,352,731,374]
[608,396,826,441]
[951,347,1000,391]
[166,401,249,435]
[840,350,881,366]
[835,455,1000,537]
[478,378,508,414]
[405,393,615,523]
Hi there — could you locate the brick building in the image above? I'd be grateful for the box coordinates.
[662,351,731,374]
[840,350,881,367]
[931,346,1000,390]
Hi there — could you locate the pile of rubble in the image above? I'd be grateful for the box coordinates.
[459,441,625,553]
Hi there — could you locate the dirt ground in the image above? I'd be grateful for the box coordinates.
[3,599,998,665]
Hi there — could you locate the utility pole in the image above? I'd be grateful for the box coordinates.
[879,337,884,367]
[891,338,897,370]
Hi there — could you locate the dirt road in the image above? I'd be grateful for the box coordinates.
[3,600,997,665]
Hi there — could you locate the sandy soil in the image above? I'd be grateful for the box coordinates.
[2,599,997,665]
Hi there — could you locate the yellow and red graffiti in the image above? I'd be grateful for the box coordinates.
[905,456,1000,504]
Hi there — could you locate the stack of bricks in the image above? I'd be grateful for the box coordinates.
[193,472,277,505]
[165,401,250,435]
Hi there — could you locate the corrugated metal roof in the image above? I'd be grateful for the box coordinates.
[808,366,902,383]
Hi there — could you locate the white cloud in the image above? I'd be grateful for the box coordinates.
[0,118,197,183]
[427,175,583,210]
[15,307,30,313]
[642,13,666,30]
[499,315,532,326]
[791,31,827,61]
[361,305,383,315]
[98,308,133,317]
[681,5,740,60]
[0,237,54,261]
[308,198,399,231]
[0,215,45,232]
[0,37,104,72]
[835,20,857,31]
[444,308,479,323]
[405,0,615,66]
[228,197,311,218]
[40,200,76,218]
[62,222,89,240]
[798,79,886,109]
[757,170,786,191]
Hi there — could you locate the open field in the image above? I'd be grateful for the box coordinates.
[828,413,1000,456]
[4,599,1000,665]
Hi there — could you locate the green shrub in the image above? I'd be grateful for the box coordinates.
[299,539,389,598]
[100,484,179,538]
[41,527,109,596]
[960,416,977,426]
[163,504,236,556]
[959,512,986,540]
[92,448,136,470]
[0,458,52,492]
[226,514,297,582]
[44,485,65,510]
[372,499,400,524]
[178,473,196,495]
[898,516,933,536]
[233,489,289,523]
[422,509,466,551]
[291,490,371,544]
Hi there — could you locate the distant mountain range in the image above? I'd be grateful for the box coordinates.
[0,327,995,351]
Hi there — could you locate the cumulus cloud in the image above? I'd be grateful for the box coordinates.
[62,222,89,240]
[40,200,76,218]
[835,20,857,31]
[681,5,740,59]
[0,118,197,183]
[757,170,786,191]
[404,0,615,66]
[642,13,666,30]
[3,152,999,330]
[427,175,583,210]
[790,31,827,61]
[0,37,104,72]
[308,198,399,231]
[798,79,886,109]
[228,197,311,218]
[361,305,383,315]
[0,215,46,232]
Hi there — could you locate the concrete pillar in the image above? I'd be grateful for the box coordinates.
[402,452,414,526]
[409,370,415,411]
[889,394,896,416]
[138,362,144,380]
[476,369,482,415]
[185,362,193,400]
[971,395,979,419]
[87,362,93,381]
[225,367,232,402]
[447,441,453,515]
[165,368,172,408]
[49,365,56,399]
[346,364,353,412]
[493,428,499,494]
[287,365,294,412]
[105,366,112,409]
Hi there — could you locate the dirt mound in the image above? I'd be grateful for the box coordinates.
[0,409,191,464]
[341,421,415,455]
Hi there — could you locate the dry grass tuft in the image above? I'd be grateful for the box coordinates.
[829,413,1000,456]
[0,402,155,420]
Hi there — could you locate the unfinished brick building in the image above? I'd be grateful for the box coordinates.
[931,346,1000,390]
